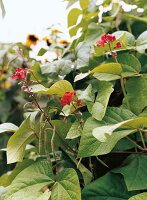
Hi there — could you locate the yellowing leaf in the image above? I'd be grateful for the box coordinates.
[31,80,74,97]
[90,63,122,75]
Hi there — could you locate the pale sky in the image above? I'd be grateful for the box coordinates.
[0,0,70,43]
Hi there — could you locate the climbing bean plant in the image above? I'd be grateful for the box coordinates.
[0,0,147,199]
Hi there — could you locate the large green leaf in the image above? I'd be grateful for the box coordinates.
[125,75,147,115]
[113,155,147,191]
[78,107,136,157]
[93,116,147,142]
[129,193,147,200]
[2,161,81,200]
[51,168,81,200]
[31,80,74,96]
[7,117,34,164]
[68,8,82,27]
[136,31,147,53]
[1,160,54,200]
[91,81,114,120]
[82,172,137,200]
[0,123,18,134]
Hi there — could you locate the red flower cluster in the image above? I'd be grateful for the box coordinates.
[12,68,26,80]
[60,91,83,107]
[60,91,76,106]
[96,33,116,47]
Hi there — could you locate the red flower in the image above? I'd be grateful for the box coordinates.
[115,41,122,48]
[60,91,76,106]
[76,99,82,107]
[105,34,116,42]
[96,33,116,47]
[12,68,26,80]
[96,39,105,47]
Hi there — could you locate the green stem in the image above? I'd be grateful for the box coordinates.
[44,130,52,166]
[120,75,130,110]
[96,156,109,168]
[126,136,144,151]
[139,130,147,149]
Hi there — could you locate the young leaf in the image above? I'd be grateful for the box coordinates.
[68,8,82,27]
[37,48,47,56]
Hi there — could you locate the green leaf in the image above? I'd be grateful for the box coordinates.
[51,168,81,200]
[7,117,34,164]
[1,160,54,200]
[93,73,120,81]
[84,23,103,44]
[30,62,46,82]
[67,153,93,185]
[0,159,34,187]
[80,0,90,9]
[76,42,91,69]
[41,59,72,76]
[31,80,74,96]
[68,8,82,27]
[82,172,137,200]
[136,31,147,53]
[37,48,47,56]
[66,122,82,139]
[77,84,95,102]
[93,116,147,142]
[129,193,147,200]
[74,72,89,82]
[113,155,147,191]
[91,81,114,120]
[90,63,122,75]
[117,54,141,74]
[2,160,81,200]
[0,123,18,133]
[78,117,135,158]
[78,107,136,157]
[113,31,135,48]
[36,191,51,200]
[125,75,147,115]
